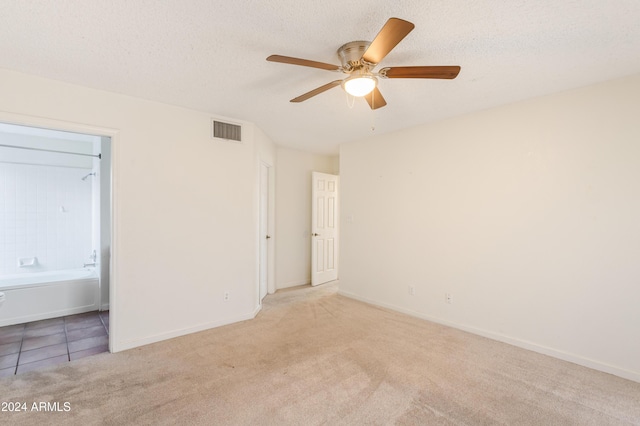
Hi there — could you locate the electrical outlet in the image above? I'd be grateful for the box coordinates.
[224,292,230,302]
[445,293,452,304]
[408,285,415,296]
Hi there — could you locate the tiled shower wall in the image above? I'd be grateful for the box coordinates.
[0,163,92,275]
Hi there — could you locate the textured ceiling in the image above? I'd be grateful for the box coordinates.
[1,1,639,154]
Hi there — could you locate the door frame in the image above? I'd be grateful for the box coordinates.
[257,158,275,305]
[0,110,119,353]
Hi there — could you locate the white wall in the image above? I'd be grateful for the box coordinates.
[0,69,276,351]
[339,73,640,382]
[275,147,338,289]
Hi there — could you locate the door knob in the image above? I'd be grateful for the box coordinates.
[312,233,320,237]
[266,235,271,239]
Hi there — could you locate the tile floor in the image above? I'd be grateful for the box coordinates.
[0,311,109,377]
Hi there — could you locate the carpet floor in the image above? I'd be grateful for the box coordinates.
[1,282,639,425]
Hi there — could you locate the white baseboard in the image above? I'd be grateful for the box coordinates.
[277,279,310,290]
[113,305,262,353]
[338,290,640,384]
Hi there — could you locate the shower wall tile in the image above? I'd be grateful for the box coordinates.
[0,163,92,275]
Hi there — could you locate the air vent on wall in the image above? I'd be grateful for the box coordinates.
[212,120,242,143]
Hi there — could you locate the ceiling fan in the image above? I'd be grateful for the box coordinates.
[266,17,461,110]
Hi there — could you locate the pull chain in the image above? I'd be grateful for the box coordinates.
[345,90,376,131]
[346,92,356,109]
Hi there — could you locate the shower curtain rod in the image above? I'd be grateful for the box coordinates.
[0,144,101,159]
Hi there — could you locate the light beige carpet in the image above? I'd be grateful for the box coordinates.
[2,282,639,425]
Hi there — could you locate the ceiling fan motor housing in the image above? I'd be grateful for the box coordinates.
[337,41,372,72]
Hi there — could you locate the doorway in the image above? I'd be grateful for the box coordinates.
[259,161,272,303]
[0,114,115,356]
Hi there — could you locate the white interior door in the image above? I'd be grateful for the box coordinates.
[311,172,339,286]
[259,162,270,301]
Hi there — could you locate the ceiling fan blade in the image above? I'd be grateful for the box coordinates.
[364,87,387,110]
[362,18,415,65]
[290,80,343,103]
[381,66,461,79]
[267,55,340,71]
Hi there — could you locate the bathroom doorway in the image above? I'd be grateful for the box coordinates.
[0,119,113,374]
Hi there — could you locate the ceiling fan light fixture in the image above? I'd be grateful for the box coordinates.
[342,75,377,97]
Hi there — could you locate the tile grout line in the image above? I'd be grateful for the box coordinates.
[13,323,26,375]
[99,311,109,336]
[63,315,71,362]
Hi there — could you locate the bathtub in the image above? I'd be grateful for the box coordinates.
[0,269,100,327]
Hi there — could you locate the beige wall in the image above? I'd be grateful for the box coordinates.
[339,73,640,382]
[275,147,338,289]
[0,69,276,351]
